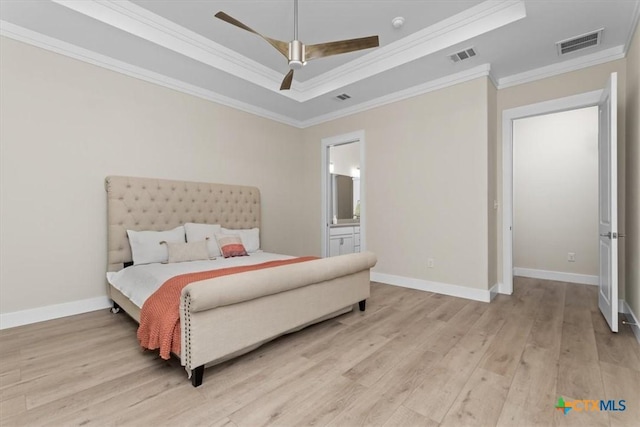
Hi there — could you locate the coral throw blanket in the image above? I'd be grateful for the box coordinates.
[137,257,317,360]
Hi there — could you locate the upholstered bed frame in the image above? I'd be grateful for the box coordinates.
[105,176,376,387]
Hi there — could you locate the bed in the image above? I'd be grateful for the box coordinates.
[105,175,377,387]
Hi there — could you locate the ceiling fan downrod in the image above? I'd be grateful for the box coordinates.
[289,0,305,69]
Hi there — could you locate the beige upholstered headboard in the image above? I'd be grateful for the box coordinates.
[105,176,260,272]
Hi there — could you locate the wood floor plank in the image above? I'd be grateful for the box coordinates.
[228,356,343,426]
[300,307,397,361]
[1,279,638,426]
[381,286,437,313]
[556,356,608,407]
[209,417,238,427]
[594,327,640,372]
[0,350,20,376]
[528,283,565,351]
[0,369,21,391]
[564,282,599,312]
[560,318,601,364]
[112,381,206,426]
[439,367,511,427]
[266,375,367,427]
[600,361,640,427]
[382,405,438,427]
[3,363,187,426]
[495,343,559,427]
[196,356,318,421]
[326,348,442,427]
[478,313,535,379]
[404,328,496,423]
[343,316,446,387]
[0,394,26,419]
[426,294,471,322]
[470,294,515,335]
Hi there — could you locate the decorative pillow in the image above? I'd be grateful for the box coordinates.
[127,226,185,265]
[221,227,260,253]
[215,233,248,258]
[160,240,210,263]
[184,223,222,258]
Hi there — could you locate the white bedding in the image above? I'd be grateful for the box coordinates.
[106,252,294,308]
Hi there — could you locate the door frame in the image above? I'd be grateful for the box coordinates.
[501,90,602,295]
[321,130,366,257]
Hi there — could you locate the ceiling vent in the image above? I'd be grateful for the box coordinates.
[335,93,351,101]
[449,47,476,63]
[556,29,603,55]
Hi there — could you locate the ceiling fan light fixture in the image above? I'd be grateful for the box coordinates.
[214,0,379,90]
[289,60,304,70]
[288,39,306,69]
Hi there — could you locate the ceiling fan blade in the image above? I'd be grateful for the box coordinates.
[280,69,294,90]
[214,12,289,58]
[305,35,379,61]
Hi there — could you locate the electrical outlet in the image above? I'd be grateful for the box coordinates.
[568,252,576,262]
[427,258,435,268]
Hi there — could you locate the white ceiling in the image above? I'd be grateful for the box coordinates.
[1,0,638,127]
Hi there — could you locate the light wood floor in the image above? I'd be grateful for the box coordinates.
[1,279,639,426]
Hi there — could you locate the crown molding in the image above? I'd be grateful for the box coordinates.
[296,0,525,101]
[0,21,302,128]
[624,0,640,56]
[52,0,525,103]
[301,64,492,128]
[496,45,625,89]
[51,0,292,95]
[1,21,495,129]
[3,16,630,131]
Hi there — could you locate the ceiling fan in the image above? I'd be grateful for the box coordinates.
[214,0,379,90]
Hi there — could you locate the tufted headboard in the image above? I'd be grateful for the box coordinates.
[105,176,260,272]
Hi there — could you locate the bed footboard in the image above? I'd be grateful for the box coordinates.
[180,251,377,386]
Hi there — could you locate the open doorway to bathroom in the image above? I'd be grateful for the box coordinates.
[321,130,366,258]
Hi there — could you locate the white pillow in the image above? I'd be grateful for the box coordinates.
[184,223,222,258]
[127,226,185,265]
[221,227,260,253]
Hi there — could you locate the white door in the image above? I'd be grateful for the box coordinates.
[598,72,618,333]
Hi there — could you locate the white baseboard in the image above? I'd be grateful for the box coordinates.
[513,267,599,286]
[0,296,112,330]
[619,300,640,345]
[489,283,500,301]
[371,272,492,303]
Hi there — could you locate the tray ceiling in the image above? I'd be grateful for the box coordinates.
[1,0,638,127]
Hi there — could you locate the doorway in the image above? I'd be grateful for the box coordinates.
[502,73,619,332]
[512,107,599,285]
[321,130,366,257]
[501,89,602,294]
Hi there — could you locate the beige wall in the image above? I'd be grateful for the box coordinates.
[513,107,599,276]
[625,22,640,318]
[2,27,639,318]
[304,78,490,290]
[0,37,311,314]
[496,59,628,296]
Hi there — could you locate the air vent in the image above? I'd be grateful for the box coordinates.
[335,93,351,101]
[556,29,603,55]
[449,47,476,63]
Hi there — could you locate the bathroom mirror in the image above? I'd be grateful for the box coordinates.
[331,174,353,220]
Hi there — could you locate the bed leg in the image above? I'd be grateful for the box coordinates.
[358,300,366,312]
[110,302,121,314]
[191,365,204,387]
